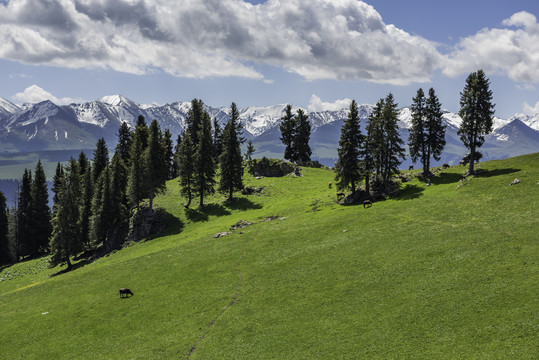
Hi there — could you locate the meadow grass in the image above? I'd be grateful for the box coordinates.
[0,153,537,359]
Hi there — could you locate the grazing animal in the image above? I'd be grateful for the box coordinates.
[363,200,372,208]
[336,192,345,200]
[408,165,414,170]
[119,288,134,298]
[328,181,332,189]
[442,163,450,169]
[459,160,465,166]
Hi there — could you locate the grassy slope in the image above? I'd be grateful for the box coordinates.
[0,154,537,359]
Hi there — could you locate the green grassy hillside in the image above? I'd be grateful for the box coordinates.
[1,154,538,359]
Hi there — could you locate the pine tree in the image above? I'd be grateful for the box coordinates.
[89,166,113,245]
[362,100,383,195]
[219,102,244,201]
[178,131,195,208]
[30,160,51,256]
[79,163,93,248]
[0,191,9,265]
[245,140,255,172]
[186,99,204,146]
[294,108,312,162]
[17,169,32,258]
[127,125,146,210]
[381,93,405,186]
[334,100,363,194]
[92,138,109,183]
[78,151,90,178]
[144,120,168,210]
[52,162,64,213]
[194,111,216,207]
[171,133,182,179]
[458,70,495,175]
[115,122,132,167]
[213,117,223,162]
[109,153,128,225]
[136,115,149,151]
[49,159,82,270]
[279,104,296,161]
[408,88,428,174]
[162,128,175,180]
[425,88,446,171]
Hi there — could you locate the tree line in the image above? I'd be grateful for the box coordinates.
[0,100,247,268]
[0,70,494,267]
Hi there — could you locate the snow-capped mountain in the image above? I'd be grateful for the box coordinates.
[0,95,538,167]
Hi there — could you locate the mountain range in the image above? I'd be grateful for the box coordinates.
[1,95,539,167]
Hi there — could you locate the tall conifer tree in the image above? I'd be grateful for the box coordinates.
[425,88,446,171]
[194,111,216,207]
[186,99,204,146]
[17,169,32,258]
[127,125,146,210]
[30,160,51,255]
[163,128,175,180]
[89,166,113,245]
[109,153,128,225]
[0,191,9,265]
[458,70,495,175]
[49,159,82,270]
[362,99,384,195]
[334,100,363,194]
[92,138,109,183]
[408,88,428,174]
[219,102,244,201]
[144,120,168,210]
[116,122,132,167]
[213,117,223,162]
[178,131,195,208]
[279,104,296,161]
[52,162,64,213]
[381,93,405,185]
[294,109,312,162]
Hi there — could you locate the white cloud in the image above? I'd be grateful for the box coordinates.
[308,94,351,112]
[0,0,442,85]
[522,101,539,115]
[443,11,539,83]
[12,84,84,105]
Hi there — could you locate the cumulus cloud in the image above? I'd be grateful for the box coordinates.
[0,0,442,85]
[444,11,539,83]
[308,94,351,112]
[12,84,84,105]
[522,101,539,115]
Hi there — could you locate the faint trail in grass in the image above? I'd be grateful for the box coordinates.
[186,226,261,359]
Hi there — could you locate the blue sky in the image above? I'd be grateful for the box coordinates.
[1,0,539,118]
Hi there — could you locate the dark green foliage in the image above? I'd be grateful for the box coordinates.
[425,88,446,169]
[294,109,312,162]
[115,122,132,167]
[409,88,446,176]
[89,166,113,245]
[213,117,223,162]
[162,128,175,180]
[186,99,204,146]
[144,120,168,210]
[109,153,129,225]
[136,115,149,151]
[334,100,363,193]
[92,138,109,184]
[17,169,32,259]
[51,162,64,212]
[79,164,93,248]
[245,140,255,173]
[458,70,495,175]
[177,131,195,208]
[0,191,9,265]
[171,133,182,179]
[78,152,90,178]
[49,159,82,269]
[361,102,379,196]
[279,104,296,161]
[30,160,51,256]
[193,111,216,207]
[219,102,244,201]
[127,124,147,210]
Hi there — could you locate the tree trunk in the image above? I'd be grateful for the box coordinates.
[365,174,370,196]
[66,257,72,270]
[199,191,204,208]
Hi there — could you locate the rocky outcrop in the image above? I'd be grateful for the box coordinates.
[251,157,295,177]
[127,207,167,243]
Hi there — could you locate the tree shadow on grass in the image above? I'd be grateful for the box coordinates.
[224,197,263,211]
[394,184,424,200]
[430,172,463,185]
[50,258,93,277]
[152,208,184,238]
[185,203,231,222]
[474,168,520,178]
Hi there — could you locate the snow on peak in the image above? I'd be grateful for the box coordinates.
[98,95,138,108]
[0,97,21,115]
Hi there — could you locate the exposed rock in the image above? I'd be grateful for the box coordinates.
[292,166,303,177]
[127,207,166,243]
[213,232,231,238]
[230,220,253,231]
[510,178,522,185]
[251,157,295,177]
